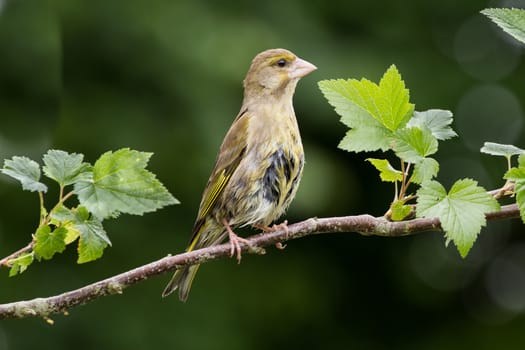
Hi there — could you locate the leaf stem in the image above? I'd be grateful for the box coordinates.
[399,161,409,200]
[60,190,75,205]
[403,162,412,192]
[403,194,417,202]
[394,181,399,201]
[404,162,412,178]
[40,191,76,227]
[39,191,46,226]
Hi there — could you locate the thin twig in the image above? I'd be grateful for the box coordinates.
[0,203,520,320]
[0,242,34,267]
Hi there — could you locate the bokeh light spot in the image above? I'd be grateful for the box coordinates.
[455,84,523,152]
[486,245,525,313]
[454,15,521,81]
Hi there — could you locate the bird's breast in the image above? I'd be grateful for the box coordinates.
[221,106,305,226]
[231,125,304,226]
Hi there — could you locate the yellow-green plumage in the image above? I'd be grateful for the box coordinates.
[163,48,316,301]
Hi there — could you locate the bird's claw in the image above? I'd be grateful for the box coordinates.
[253,220,289,250]
[223,219,265,264]
[228,234,265,263]
[275,242,286,250]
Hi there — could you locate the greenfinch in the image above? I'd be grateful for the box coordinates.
[162,48,316,301]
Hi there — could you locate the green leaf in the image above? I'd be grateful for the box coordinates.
[318,79,375,129]
[411,157,439,184]
[512,180,525,223]
[366,158,403,182]
[8,253,34,277]
[319,79,393,152]
[504,167,525,181]
[74,148,179,219]
[34,225,67,260]
[504,154,525,222]
[63,223,82,244]
[505,153,525,180]
[482,8,525,44]
[49,205,81,244]
[72,207,111,263]
[376,65,415,131]
[318,65,414,152]
[480,142,525,157]
[43,150,92,186]
[391,200,412,221]
[50,204,76,222]
[416,179,500,257]
[1,156,47,192]
[338,122,393,152]
[50,204,109,261]
[407,110,457,140]
[392,127,438,163]
[77,222,109,263]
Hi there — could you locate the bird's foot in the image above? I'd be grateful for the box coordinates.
[252,220,288,250]
[222,219,265,264]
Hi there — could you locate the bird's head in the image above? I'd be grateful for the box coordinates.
[243,48,317,99]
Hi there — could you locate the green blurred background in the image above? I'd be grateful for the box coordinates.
[1,0,525,348]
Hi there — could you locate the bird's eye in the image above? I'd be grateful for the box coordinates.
[276,59,287,67]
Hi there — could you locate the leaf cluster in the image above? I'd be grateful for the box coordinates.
[319,65,505,257]
[1,149,178,275]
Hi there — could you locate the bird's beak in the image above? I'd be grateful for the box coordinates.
[290,57,317,79]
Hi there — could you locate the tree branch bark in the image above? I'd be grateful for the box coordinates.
[0,203,520,320]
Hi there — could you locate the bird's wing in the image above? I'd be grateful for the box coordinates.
[186,110,250,250]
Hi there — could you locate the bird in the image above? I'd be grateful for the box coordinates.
[162,48,316,301]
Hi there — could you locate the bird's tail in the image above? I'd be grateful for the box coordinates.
[162,219,222,301]
[162,264,200,301]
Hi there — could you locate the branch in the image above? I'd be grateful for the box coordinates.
[0,203,520,320]
[0,242,33,267]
